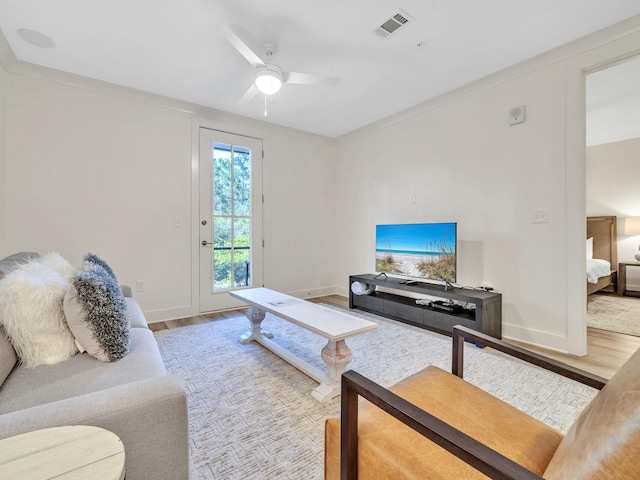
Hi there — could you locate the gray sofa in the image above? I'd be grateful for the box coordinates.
[0,253,189,479]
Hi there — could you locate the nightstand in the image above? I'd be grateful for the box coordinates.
[618,262,640,297]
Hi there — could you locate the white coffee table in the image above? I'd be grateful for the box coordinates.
[230,287,378,402]
[0,425,125,479]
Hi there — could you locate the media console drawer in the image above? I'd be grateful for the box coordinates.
[349,274,502,339]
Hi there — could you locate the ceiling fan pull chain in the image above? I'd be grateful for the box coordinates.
[264,95,268,116]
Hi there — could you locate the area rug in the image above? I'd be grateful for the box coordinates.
[587,294,640,337]
[154,307,598,480]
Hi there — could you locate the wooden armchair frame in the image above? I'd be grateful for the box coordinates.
[340,325,607,480]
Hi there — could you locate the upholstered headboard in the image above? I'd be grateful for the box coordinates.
[587,216,617,265]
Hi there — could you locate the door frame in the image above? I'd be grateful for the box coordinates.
[565,29,640,355]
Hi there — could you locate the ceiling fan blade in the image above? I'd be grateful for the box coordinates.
[238,83,259,104]
[220,26,265,67]
[284,71,340,86]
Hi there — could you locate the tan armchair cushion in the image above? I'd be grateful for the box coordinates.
[325,365,563,480]
[543,346,640,480]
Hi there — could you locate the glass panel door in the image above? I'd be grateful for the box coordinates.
[199,129,262,312]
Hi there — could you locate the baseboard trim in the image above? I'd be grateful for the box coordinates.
[143,287,346,323]
[502,323,570,354]
[335,286,350,298]
[286,286,337,300]
[144,305,197,324]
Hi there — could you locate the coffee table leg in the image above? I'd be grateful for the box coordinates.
[238,306,273,344]
[311,339,353,402]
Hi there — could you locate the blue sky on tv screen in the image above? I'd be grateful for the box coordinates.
[375,223,456,252]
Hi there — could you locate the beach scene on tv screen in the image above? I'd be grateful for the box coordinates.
[375,223,456,282]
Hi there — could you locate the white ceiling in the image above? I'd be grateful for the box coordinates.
[1,1,640,139]
[587,56,640,146]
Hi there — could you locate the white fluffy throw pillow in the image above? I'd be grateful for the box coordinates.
[37,252,75,280]
[0,261,78,367]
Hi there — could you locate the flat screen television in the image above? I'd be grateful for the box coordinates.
[375,222,457,283]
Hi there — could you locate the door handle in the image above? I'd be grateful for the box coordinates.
[201,240,214,246]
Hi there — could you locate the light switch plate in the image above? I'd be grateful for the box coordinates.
[532,209,550,223]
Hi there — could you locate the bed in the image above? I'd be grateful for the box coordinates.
[586,216,618,295]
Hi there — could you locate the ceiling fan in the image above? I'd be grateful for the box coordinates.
[221,27,340,105]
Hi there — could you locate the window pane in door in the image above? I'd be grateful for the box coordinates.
[234,218,251,287]
[213,143,232,216]
[213,216,232,290]
[233,147,251,217]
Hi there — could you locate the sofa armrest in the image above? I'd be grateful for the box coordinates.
[451,325,607,390]
[0,375,188,480]
[120,284,133,297]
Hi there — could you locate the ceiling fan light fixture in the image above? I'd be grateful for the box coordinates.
[255,66,283,95]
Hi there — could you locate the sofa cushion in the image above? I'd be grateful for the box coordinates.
[0,327,166,415]
[325,365,564,480]
[0,261,78,368]
[64,264,130,362]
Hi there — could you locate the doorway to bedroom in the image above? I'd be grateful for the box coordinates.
[585,54,640,338]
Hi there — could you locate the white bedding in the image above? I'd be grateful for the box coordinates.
[587,258,611,284]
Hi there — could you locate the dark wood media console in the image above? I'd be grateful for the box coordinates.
[349,274,502,338]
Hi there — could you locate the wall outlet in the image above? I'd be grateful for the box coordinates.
[136,280,145,292]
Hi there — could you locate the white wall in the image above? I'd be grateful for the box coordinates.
[5,74,192,319]
[335,63,569,349]
[587,137,640,289]
[3,69,336,321]
[0,58,5,254]
[262,131,336,297]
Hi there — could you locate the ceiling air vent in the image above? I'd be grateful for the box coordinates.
[372,9,414,38]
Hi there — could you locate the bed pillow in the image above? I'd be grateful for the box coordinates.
[63,263,130,362]
[0,261,78,368]
[586,237,594,260]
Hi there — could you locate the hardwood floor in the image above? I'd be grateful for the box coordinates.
[149,294,640,380]
[508,327,640,379]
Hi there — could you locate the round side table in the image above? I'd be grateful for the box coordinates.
[0,425,125,479]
